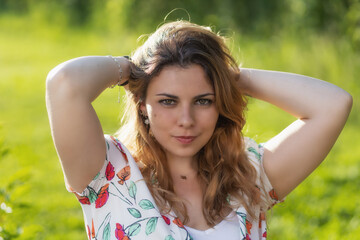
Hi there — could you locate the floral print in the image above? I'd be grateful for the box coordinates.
[67,135,282,240]
[115,223,130,240]
[105,162,115,180]
[117,166,131,185]
[95,184,110,208]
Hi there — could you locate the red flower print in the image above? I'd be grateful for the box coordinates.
[269,189,279,201]
[173,218,184,228]
[87,225,91,240]
[74,192,90,205]
[120,151,128,163]
[117,166,131,185]
[106,161,115,180]
[246,234,251,240]
[110,136,129,163]
[115,223,130,240]
[263,231,267,237]
[95,183,110,208]
[162,215,170,225]
[246,219,252,235]
[91,219,95,239]
[259,212,266,228]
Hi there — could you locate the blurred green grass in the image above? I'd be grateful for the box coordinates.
[0,13,359,239]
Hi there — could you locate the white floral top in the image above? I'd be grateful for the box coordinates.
[67,135,283,240]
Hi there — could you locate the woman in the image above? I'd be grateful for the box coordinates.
[46,21,352,240]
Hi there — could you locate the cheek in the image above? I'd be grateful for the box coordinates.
[147,106,173,130]
[206,117,218,133]
[148,112,173,145]
[200,109,219,127]
[147,105,159,123]
[146,106,159,125]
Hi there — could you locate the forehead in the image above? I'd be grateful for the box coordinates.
[146,64,214,96]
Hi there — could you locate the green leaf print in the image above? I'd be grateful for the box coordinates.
[145,217,158,235]
[165,235,175,240]
[247,147,261,161]
[103,223,111,240]
[88,188,97,203]
[226,194,231,204]
[95,212,111,240]
[139,199,155,210]
[93,172,100,180]
[128,208,142,218]
[236,211,247,238]
[129,181,137,199]
[127,223,141,236]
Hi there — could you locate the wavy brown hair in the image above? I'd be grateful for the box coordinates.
[116,21,263,226]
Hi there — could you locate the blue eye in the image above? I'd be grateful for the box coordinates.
[159,99,176,106]
[195,99,213,105]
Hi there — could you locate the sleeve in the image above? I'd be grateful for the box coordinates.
[66,134,130,198]
[244,137,284,209]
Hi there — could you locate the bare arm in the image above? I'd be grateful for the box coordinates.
[239,68,352,199]
[45,56,130,193]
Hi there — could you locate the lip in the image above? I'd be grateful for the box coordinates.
[174,136,196,144]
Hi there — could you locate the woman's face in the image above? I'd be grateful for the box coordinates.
[142,64,219,161]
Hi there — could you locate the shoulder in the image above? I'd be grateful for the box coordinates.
[103,134,137,181]
[104,134,130,162]
[244,137,264,163]
[70,135,134,195]
[243,137,284,207]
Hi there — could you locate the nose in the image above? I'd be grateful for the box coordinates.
[177,104,195,128]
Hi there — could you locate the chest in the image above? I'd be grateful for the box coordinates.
[173,179,217,230]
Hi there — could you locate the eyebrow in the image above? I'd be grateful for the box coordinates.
[155,93,215,98]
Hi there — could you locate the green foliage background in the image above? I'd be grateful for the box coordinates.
[0,0,359,239]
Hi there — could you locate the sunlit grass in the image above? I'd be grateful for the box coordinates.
[0,13,359,239]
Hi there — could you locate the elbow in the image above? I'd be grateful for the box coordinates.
[46,63,75,96]
[345,92,353,110]
[326,90,353,123]
[318,89,353,122]
[46,64,66,90]
[339,90,353,114]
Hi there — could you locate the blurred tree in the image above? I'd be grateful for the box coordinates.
[63,0,92,26]
[0,0,29,13]
[1,0,358,47]
[121,0,285,35]
[283,0,360,49]
[0,130,41,240]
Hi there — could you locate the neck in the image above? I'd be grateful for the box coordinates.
[167,155,198,182]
